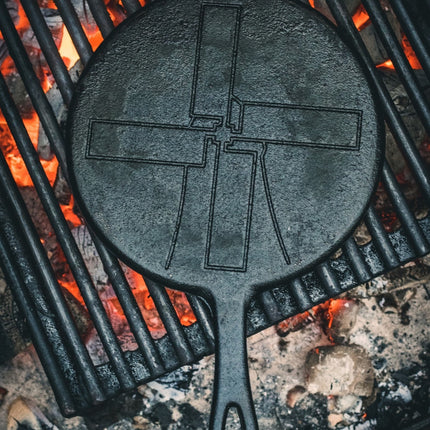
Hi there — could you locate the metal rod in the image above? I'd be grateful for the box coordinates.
[0,3,68,175]
[315,262,342,296]
[343,237,372,283]
[121,0,142,15]
[86,0,115,38]
[289,278,312,312]
[0,73,135,391]
[186,294,216,347]
[145,278,195,363]
[53,0,93,66]
[0,218,76,416]
[361,0,430,136]
[258,291,284,324]
[0,77,106,404]
[364,205,400,269]
[20,0,74,105]
[381,161,430,255]
[390,0,430,81]
[92,234,166,375]
[326,0,430,206]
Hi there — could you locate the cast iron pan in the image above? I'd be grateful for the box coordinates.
[67,0,383,427]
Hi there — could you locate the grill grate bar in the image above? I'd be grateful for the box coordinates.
[390,0,430,81]
[53,0,93,66]
[343,237,372,283]
[145,278,195,363]
[0,73,107,403]
[86,0,115,38]
[0,3,68,175]
[20,0,74,105]
[0,233,77,416]
[121,0,142,15]
[259,291,284,324]
[381,161,430,255]
[92,234,166,375]
[315,262,342,296]
[186,294,216,347]
[289,278,312,312]
[364,205,400,269]
[326,0,430,206]
[0,80,136,392]
[362,0,430,136]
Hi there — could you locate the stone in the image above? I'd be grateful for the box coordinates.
[286,385,307,408]
[7,397,59,430]
[305,345,375,397]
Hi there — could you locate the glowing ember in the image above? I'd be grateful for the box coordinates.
[58,27,79,69]
[377,33,422,70]
[351,4,370,31]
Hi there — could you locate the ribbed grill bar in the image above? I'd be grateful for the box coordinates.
[53,0,93,66]
[361,0,430,136]
[390,0,430,81]
[0,75,106,404]
[0,200,77,416]
[20,0,74,105]
[86,0,115,38]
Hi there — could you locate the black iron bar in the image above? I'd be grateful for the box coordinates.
[92,234,166,375]
[86,0,115,38]
[0,233,76,416]
[390,0,430,81]
[145,278,195,363]
[0,2,192,385]
[0,3,68,175]
[259,291,284,324]
[361,0,430,136]
[289,278,312,312]
[53,0,93,66]
[343,237,372,283]
[0,158,106,404]
[0,76,107,404]
[326,0,430,206]
[365,205,400,269]
[121,0,142,15]
[381,161,430,255]
[0,74,135,391]
[315,262,342,296]
[186,294,216,347]
[20,0,74,105]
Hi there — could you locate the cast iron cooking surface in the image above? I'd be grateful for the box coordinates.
[67,0,383,428]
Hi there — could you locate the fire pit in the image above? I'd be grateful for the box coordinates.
[0,0,429,428]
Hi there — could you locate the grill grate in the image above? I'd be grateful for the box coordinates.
[0,0,429,416]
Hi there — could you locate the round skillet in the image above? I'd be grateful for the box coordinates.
[67,0,383,427]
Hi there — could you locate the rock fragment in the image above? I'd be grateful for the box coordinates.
[305,345,375,397]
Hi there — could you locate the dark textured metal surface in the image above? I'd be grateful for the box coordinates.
[68,0,382,296]
[67,1,383,427]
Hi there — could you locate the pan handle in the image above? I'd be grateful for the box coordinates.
[210,293,259,430]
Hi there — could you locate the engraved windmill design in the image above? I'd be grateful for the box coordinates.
[86,3,362,272]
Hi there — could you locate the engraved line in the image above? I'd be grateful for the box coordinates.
[204,137,220,269]
[260,143,291,265]
[356,111,363,151]
[226,5,242,132]
[189,3,206,121]
[165,166,189,269]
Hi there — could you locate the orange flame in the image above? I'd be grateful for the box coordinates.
[1,0,199,336]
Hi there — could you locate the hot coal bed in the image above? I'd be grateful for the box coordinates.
[0,0,430,429]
